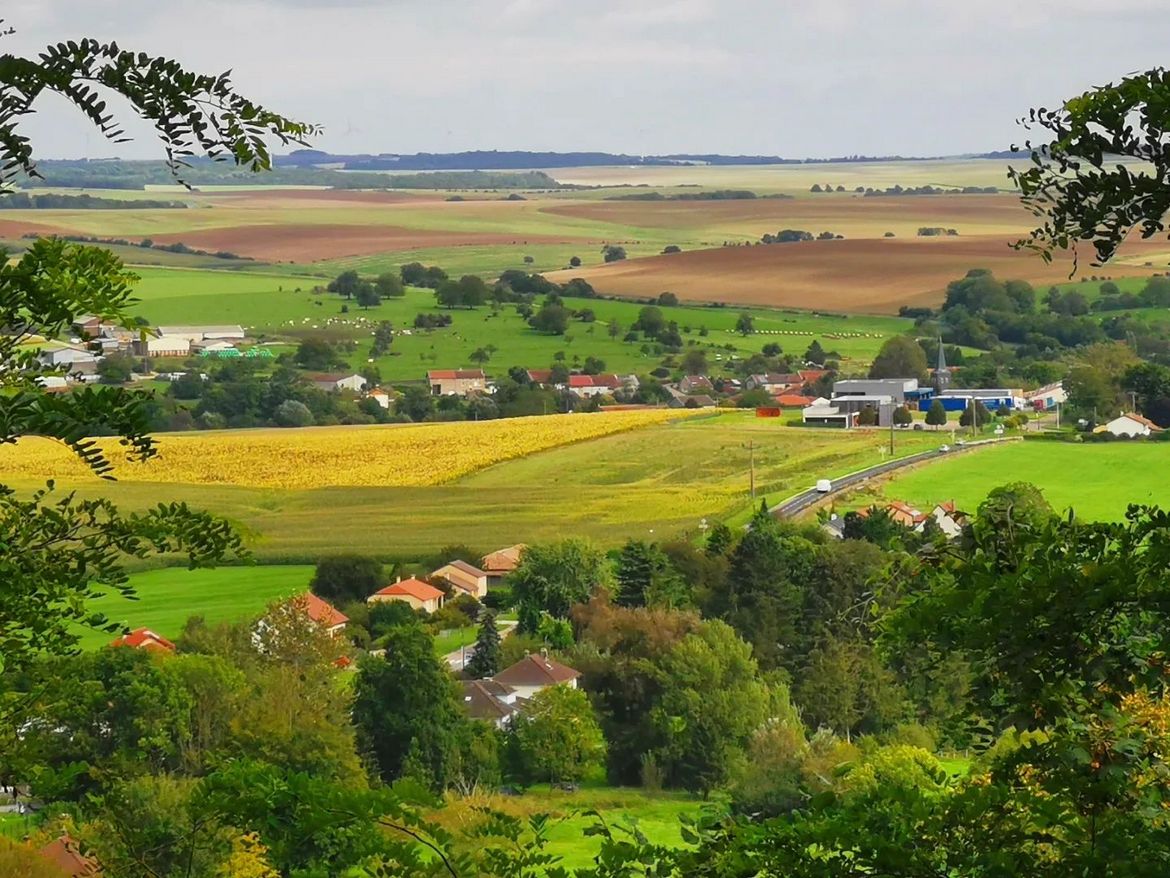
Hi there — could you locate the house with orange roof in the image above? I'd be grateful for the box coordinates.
[776,393,815,408]
[38,834,102,876]
[1097,412,1164,438]
[109,627,176,653]
[295,592,349,636]
[481,544,526,585]
[367,578,445,613]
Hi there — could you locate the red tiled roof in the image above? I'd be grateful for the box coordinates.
[482,544,526,573]
[798,369,828,382]
[110,627,175,652]
[39,835,101,877]
[1122,412,1164,430]
[569,374,620,388]
[372,578,445,601]
[776,394,815,407]
[526,369,553,383]
[428,369,485,380]
[494,653,581,687]
[298,592,349,628]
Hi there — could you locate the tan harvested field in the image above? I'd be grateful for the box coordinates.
[146,223,589,262]
[547,235,1168,314]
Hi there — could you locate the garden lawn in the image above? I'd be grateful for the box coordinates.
[872,440,1170,522]
[74,565,314,650]
[432,626,477,657]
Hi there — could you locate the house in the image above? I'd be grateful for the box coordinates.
[428,369,488,396]
[679,375,714,395]
[568,373,623,398]
[35,375,70,392]
[37,345,99,372]
[71,314,103,336]
[525,369,555,386]
[746,373,802,394]
[798,369,829,384]
[665,386,716,408]
[802,397,858,429]
[38,834,102,877]
[308,372,367,393]
[1025,381,1067,411]
[481,544,526,585]
[925,501,968,539]
[885,500,926,528]
[192,339,237,355]
[156,324,246,342]
[1097,412,1163,438]
[133,335,191,358]
[461,679,522,728]
[432,560,489,599]
[295,592,349,636]
[367,389,394,410]
[491,651,580,700]
[110,627,176,653]
[367,578,445,613]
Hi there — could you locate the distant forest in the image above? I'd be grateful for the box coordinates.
[0,191,186,209]
[20,161,562,191]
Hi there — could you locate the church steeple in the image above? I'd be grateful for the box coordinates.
[934,337,951,393]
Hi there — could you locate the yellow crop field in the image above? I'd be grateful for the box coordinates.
[0,409,700,490]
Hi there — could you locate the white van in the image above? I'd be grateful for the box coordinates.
[815,479,832,493]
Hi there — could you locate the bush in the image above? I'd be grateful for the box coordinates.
[273,399,314,427]
[311,555,385,604]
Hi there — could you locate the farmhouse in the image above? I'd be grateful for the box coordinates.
[367,388,394,409]
[428,369,487,396]
[296,592,349,636]
[110,627,176,653]
[134,335,192,358]
[1025,381,1067,411]
[1097,413,1163,438]
[665,386,716,408]
[368,578,445,613]
[156,324,246,342]
[678,375,714,395]
[460,679,522,728]
[776,393,815,407]
[481,544,526,585]
[308,372,367,393]
[525,369,555,386]
[745,373,802,394]
[492,651,581,700]
[432,560,489,599]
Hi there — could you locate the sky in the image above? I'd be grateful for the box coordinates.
[6,0,1170,160]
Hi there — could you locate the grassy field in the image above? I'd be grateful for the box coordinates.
[121,265,913,378]
[857,441,1170,521]
[0,415,947,560]
[73,565,315,650]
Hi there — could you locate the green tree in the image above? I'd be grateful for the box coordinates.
[804,339,827,365]
[310,554,384,605]
[615,540,689,609]
[464,611,502,679]
[373,272,404,298]
[634,306,666,338]
[869,334,929,382]
[507,685,606,783]
[97,352,135,384]
[398,385,434,421]
[293,337,340,370]
[327,270,360,298]
[469,347,491,366]
[370,320,394,357]
[352,625,464,788]
[529,302,570,334]
[680,348,708,375]
[434,280,465,309]
[925,398,948,429]
[273,398,314,427]
[602,244,627,262]
[735,312,755,335]
[958,399,990,428]
[354,282,381,309]
[651,620,776,795]
[892,404,913,426]
[569,255,582,267]
[510,539,612,632]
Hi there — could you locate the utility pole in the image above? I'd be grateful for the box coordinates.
[746,439,756,500]
[888,403,895,457]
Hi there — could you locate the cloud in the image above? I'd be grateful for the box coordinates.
[7,0,1170,158]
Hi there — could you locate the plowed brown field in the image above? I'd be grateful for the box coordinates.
[546,236,1168,314]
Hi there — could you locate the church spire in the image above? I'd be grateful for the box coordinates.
[934,337,951,393]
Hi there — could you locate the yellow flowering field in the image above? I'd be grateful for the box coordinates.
[0,409,701,490]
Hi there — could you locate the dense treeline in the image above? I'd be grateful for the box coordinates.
[604,189,792,201]
[0,192,186,209]
[20,159,562,190]
[27,232,251,261]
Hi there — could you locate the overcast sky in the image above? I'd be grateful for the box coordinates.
[7,0,1170,159]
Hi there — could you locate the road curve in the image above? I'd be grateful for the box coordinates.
[770,436,1020,520]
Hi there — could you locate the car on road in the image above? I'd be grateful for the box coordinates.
[815,479,832,493]
[939,444,950,453]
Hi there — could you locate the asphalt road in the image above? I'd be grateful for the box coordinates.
[770,436,1019,520]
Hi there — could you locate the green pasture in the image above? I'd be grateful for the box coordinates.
[6,415,944,563]
[122,266,911,378]
[73,565,315,650]
[868,440,1170,522]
